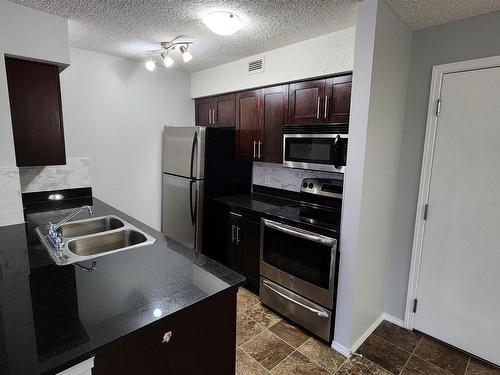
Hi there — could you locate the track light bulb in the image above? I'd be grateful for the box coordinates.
[161,52,174,68]
[145,58,156,71]
[180,46,193,63]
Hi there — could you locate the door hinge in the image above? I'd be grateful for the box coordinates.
[435,99,441,116]
[412,298,418,313]
[423,204,429,220]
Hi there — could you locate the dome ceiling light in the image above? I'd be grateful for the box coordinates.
[202,11,244,36]
[144,36,193,71]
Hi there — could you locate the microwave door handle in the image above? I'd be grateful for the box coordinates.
[262,219,336,246]
[332,135,341,169]
[262,280,329,318]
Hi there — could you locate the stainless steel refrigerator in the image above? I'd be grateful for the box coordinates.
[162,126,251,251]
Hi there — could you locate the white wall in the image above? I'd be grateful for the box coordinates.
[384,10,500,321]
[334,0,412,350]
[0,0,70,226]
[61,48,194,230]
[191,28,356,98]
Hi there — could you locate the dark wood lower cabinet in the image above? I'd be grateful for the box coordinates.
[93,289,237,375]
[227,210,261,292]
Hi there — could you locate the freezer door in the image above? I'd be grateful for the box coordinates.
[163,126,205,179]
[162,174,204,251]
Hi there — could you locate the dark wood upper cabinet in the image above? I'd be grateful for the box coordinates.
[214,94,235,127]
[235,89,261,160]
[288,74,352,125]
[194,97,213,127]
[288,79,325,124]
[195,94,236,127]
[5,57,66,167]
[261,85,288,163]
[325,74,352,124]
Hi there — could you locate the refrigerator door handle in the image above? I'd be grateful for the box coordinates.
[189,131,198,180]
[189,180,195,225]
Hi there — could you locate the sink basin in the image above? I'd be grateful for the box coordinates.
[68,229,147,256]
[35,214,156,266]
[58,216,124,237]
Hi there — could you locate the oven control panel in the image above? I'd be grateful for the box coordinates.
[301,178,343,199]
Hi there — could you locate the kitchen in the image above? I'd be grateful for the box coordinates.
[1,0,500,374]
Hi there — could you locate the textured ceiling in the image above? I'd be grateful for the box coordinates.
[385,0,500,30]
[9,0,357,72]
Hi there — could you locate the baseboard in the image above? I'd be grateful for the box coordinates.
[382,313,405,328]
[350,313,385,354]
[331,341,351,358]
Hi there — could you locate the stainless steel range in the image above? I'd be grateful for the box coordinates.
[259,178,342,342]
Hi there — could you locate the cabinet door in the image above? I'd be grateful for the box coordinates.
[235,90,261,160]
[93,289,237,375]
[5,57,66,167]
[325,74,352,124]
[195,97,213,126]
[227,212,242,272]
[214,94,235,127]
[288,79,325,124]
[240,218,261,291]
[261,85,288,163]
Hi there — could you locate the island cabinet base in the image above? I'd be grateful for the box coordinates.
[93,288,237,375]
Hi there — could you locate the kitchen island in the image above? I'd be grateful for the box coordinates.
[0,197,244,375]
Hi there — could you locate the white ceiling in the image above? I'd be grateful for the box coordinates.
[386,0,500,30]
[9,0,358,72]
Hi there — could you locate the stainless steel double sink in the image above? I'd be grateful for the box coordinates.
[36,215,156,265]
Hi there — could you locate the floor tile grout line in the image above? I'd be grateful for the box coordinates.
[295,337,345,374]
[398,335,422,375]
[268,348,298,373]
[464,356,471,375]
[410,352,458,375]
[370,332,416,355]
[236,345,271,374]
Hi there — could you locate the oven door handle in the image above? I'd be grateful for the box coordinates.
[262,219,336,246]
[262,280,329,318]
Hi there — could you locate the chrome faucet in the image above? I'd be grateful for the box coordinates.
[48,206,93,250]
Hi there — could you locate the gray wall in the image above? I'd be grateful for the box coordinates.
[385,11,500,320]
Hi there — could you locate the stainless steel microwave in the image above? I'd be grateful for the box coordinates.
[283,125,348,173]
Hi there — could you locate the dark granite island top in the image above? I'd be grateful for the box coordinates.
[0,198,244,375]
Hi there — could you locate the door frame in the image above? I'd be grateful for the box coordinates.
[404,54,500,330]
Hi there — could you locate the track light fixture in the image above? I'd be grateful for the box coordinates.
[145,37,194,71]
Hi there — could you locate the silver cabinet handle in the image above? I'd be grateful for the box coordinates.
[262,218,336,246]
[316,97,321,119]
[208,109,211,125]
[212,108,216,125]
[162,331,173,343]
[236,226,240,244]
[253,141,256,159]
[231,224,236,242]
[262,280,329,318]
[324,95,328,118]
[258,141,262,159]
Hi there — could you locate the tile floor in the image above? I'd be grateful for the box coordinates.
[236,288,500,375]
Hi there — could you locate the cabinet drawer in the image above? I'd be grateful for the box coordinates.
[260,278,332,341]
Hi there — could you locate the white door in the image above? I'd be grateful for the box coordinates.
[414,66,500,365]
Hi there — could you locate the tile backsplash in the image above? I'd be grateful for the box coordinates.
[252,162,342,192]
[0,167,24,226]
[19,157,92,193]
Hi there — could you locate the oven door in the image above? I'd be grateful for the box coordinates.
[260,218,337,308]
[283,134,347,173]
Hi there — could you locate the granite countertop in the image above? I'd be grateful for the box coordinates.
[0,198,244,375]
[215,192,295,215]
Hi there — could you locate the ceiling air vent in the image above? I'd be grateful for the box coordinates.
[247,57,264,75]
